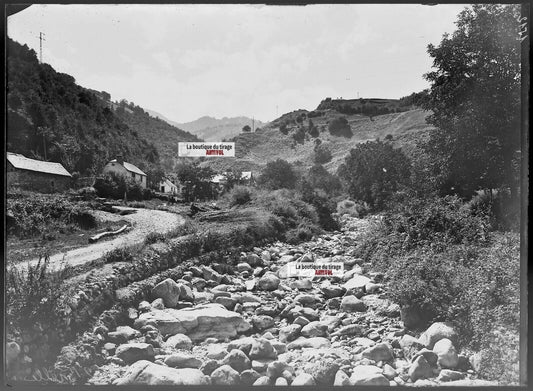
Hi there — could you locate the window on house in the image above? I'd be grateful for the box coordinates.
[131,172,135,179]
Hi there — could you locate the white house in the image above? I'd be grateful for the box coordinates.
[102,156,147,189]
[158,177,179,194]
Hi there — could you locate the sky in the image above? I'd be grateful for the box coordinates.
[8,4,469,123]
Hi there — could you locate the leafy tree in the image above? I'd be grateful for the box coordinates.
[292,127,306,144]
[328,117,353,138]
[337,140,411,210]
[308,119,319,138]
[304,164,341,195]
[175,162,215,201]
[242,125,251,132]
[423,4,521,198]
[313,143,332,164]
[258,159,297,190]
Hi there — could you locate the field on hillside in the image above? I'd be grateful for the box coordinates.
[200,109,434,175]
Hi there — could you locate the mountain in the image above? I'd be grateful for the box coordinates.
[174,116,266,141]
[199,101,434,176]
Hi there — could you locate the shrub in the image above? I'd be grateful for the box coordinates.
[313,144,333,164]
[292,127,306,144]
[144,232,166,245]
[336,199,369,218]
[328,117,353,138]
[258,159,298,190]
[285,219,321,244]
[229,185,252,206]
[279,122,289,135]
[93,172,144,201]
[102,247,135,264]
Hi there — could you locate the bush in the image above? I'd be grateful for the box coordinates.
[144,232,166,245]
[102,247,135,264]
[336,199,369,218]
[258,159,298,190]
[292,127,306,144]
[93,172,145,201]
[313,144,333,164]
[229,185,252,206]
[279,122,289,135]
[328,117,353,138]
[285,219,321,244]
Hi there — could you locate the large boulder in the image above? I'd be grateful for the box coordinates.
[114,360,210,385]
[134,303,251,341]
[343,275,370,290]
[361,342,394,362]
[210,364,240,385]
[333,370,351,386]
[408,355,433,382]
[349,365,388,386]
[418,322,458,349]
[151,278,181,308]
[340,295,367,312]
[115,343,155,364]
[433,338,459,369]
[301,321,328,338]
[164,353,202,368]
[258,273,280,291]
[221,349,252,373]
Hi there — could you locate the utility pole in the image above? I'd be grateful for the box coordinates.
[38,32,46,63]
[252,117,255,132]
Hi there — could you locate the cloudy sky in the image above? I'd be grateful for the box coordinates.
[8,4,468,123]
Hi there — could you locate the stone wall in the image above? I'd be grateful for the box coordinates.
[7,169,71,193]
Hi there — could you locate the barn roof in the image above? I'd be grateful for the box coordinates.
[7,152,72,177]
[109,159,147,176]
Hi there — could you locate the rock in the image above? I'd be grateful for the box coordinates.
[114,360,210,385]
[115,343,155,364]
[266,360,293,379]
[214,296,238,310]
[6,342,20,367]
[293,316,310,327]
[340,295,367,312]
[291,279,313,290]
[248,253,263,266]
[279,324,302,343]
[365,282,382,294]
[437,369,466,382]
[237,263,253,273]
[408,355,432,382]
[286,337,331,350]
[334,369,351,386]
[330,324,363,337]
[134,303,251,341]
[221,349,252,372]
[469,352,483,372]
[104,342,116,354]
[241,369,261,385]
[383,364,397,380]
[301,321,328,338]
[164,353,202,368]
[249,338,277,360]
[177,283,194,302]
[227,336,256,356]
[271,340,287,355]
[210,364,240,385]
[252,315,275,331]
[291,373,316,385]
[343,275,371,290]
[413,348,438,366]
[201,266,223,283]
[253,376,272,385]
[275,377,288,385]
[399,334,422,349]
[433,338,459,369]
[294,294,317,307]
[258,273,280,291]
[200,359,219,376]
[304,358,339,386]
[108,326,141,344]
[151,278,181,308]
[138,301,151,313]
[151,298,165,310]
[418,322,458,349]
[349,365,388,386]
[252,359,271,372]
[320,284,346,299]
[206,345,228,360]
[362,342,394,362]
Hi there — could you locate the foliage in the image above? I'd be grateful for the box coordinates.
[258,159,298,190]
[328,117,353,138]
[102,247,135,263]
[93,172,144,201]
[228,185,253,206]
[299,181,340,231]
[313,143,332,164]
[303,164,341,195]
[292,127,306,144]
[398,90,430,107]
[337,140,411,210]
[336,199,370,218]
[279,122,289,135]
[308,119,319,138]
[175,162,215,202]
[242,125,251,132]
[423,4,521,198]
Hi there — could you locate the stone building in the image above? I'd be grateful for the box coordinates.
[102,156,147,189]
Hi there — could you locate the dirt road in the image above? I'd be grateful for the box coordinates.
[21,207,186,272]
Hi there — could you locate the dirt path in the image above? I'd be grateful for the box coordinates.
[20,207,185,272]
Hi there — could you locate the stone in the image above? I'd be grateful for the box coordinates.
[164,353,202,368]
[301,321,328,338]
[349,365,388,386]
[151,298,165,310]
[227,336,257,356]
[114,360,210,385]
[241,369,261,385]
[210,364,240,385]
[252,315,275,331]
[201,266,223,283]
[249,338,277,360]
[418,322,458,349]
[293,316,310,327]
[331,324,363,337]
[433,338,459,369]
[177,283,194,302]
[221,349,252,373]
[266,361,293,379]
[291,279,313,290]
[252,359,271,372]
[286,337,331,350]
[151,278,181,308]
[138,301,151,312]
[437,369,467,382]
[258,273,280,291]
[408,355,432,382]
[279,324,302,343]
[237,263,253,273]
[115,343,155,364]
[248,253,264,266]
[340,295,367,312]
[107,326,141,344]
[271,340,287,355]
[253,376,272,385]
[333,369,351,386]
[469,352,483,372]
[294,294,317,307]
[321,284,346,299]
[383,364,397,380]
[361,342,394,362]
[365,282,382,294]
[303,358,340,386]
[291,373,316,385]
[200,359,219,376]
[134,303,251,341]
[343,275,371,290]
[413,348,438,366]
[275,377,288,385]
[206,345,228,360]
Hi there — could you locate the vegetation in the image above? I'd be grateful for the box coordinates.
[175,162,215,202]
[228,185,253,206]
[257,159,298,190]
[313,143,332,164]
[93,172,146,201]
[328,117,353,138]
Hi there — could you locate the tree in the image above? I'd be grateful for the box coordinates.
[258,159,297,190]
[242,125,251,132]
[314,143,332,164]
[328,117,353,138]
[175,162,215,201]
[337,140,411,210]
[423,4,521,198]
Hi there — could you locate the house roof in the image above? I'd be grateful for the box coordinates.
[160,178,177,187]
[109,159,147,176]
[7,152,72,177]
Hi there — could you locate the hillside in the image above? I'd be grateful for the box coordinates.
[6,38,163,177]
[200,106,434,175]
[174,116,266,141]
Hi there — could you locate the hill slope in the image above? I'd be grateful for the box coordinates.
[174,116,266,141]
[200,107,434,175]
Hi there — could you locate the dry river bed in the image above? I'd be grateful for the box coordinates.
[87,217,496,387]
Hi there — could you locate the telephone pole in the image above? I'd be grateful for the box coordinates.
[252,117,255,132]
[38,32,46,63]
